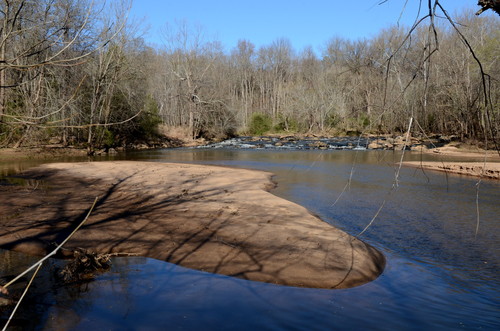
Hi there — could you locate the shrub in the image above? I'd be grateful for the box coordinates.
[359,114,370,128]
[326,113,341,128]
[273,116,299,133]
[248,113,272,135]
[138,96,162,138]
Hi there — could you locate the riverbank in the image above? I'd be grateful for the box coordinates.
[0,161,385,289]
[0,126,206,160]
[402,144,500,180]
[0,147,87,161]
[2,138,499,179]
[422,144,500,158]
[403,161,500,180]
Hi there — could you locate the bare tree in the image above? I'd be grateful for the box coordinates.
[0,0,132,147]
[160,21,232,139]
[377,0,499,150]
[230,39,256,128]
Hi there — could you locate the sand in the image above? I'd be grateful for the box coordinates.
[404,146,500,180]
[424,145,500,159]
[0,161,385,289]
[403,161,500,180]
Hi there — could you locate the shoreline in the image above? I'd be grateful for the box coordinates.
[0,161,385,289]
[0,147,88,161]
[2,141,499,180]
[402,161,500,180]
[421,145,500,159]
[404,145,500,180]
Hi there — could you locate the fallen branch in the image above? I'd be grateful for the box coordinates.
[59,249,138,282]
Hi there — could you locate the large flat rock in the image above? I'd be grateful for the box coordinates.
[0,161,385,288]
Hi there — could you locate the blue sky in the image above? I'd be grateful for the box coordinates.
[130,0,478,52]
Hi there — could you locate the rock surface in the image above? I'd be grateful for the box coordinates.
[0,161,385,289]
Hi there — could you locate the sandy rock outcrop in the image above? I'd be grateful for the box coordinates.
[0,161,385,289]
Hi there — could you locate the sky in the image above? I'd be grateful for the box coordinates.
[130,0,480,53]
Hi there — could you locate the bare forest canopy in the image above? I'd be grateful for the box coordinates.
[0,0,499,151]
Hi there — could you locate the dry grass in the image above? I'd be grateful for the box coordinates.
[158,125,192,141]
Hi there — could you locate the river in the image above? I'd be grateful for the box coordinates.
[1,145,499,330]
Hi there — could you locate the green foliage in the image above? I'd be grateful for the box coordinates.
[102,128,115,147]
[138,96,162,138]
[359,115,370,128]
[476,30,500,64]
[273,116,299,133]
[248,113,272,135]
[92,127,115,148]
[326,113,341,128]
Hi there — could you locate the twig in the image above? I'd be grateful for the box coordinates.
[474,148,488,239]
[2,263,43,331]
[357,199,387,238]
[395,117,413,188]
[2,197,99,289]
[356,117,413,237]
[435,2,499,155]
[475,179,481,239]
[331,145,360,207]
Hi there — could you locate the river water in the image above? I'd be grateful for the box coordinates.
[1,145,499,330]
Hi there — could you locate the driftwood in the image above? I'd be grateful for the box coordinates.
[59,249,137,282]
[59,249,112,282]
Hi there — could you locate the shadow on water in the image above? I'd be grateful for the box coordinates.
[1,147,499,330]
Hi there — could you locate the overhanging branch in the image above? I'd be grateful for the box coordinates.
[476,0,500,16]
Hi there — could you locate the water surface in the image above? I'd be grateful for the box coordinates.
[1,147,499,330]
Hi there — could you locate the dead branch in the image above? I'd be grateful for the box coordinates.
[59,248,112,282]
[476,0,500,16]
[59,249,139,282]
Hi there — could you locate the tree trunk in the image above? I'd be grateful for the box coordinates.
[0,5,7,125]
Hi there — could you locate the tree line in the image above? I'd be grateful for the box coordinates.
[1,1,498,151]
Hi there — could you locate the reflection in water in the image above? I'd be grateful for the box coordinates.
[2,253,497,330]
[1,148,499,330]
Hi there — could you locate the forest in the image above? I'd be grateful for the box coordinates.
[0,0,499,152]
